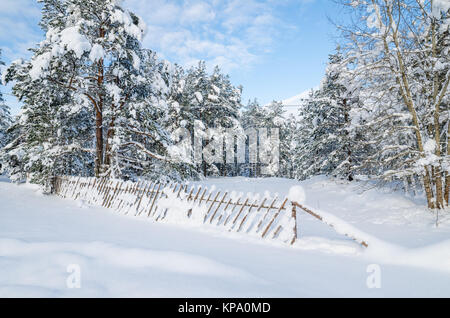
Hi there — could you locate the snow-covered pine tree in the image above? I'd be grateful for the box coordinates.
[162,63,204,179]
[262,101,291,178]
[165,64,192,133]
[293,51,355,181]
[171,62,211,176]
[165,62,243,177]
[240,99,266,177]
[280,113,297,179]
[239,100,293,178]
[4,0,185,183]
[240,99,267,128]
[2,57,94,185]
[0,50,12,150]
[206,66,243,176]
[207,66,242,127]
[293,89,321,179]
[119,49,195,181]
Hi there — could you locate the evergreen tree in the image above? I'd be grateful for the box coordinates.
[2,57,93,185]
[165,62,243,177]
[294,51,355,181]
[262,101,290,178]
[240,99,266,177]
[279,112,297,179]
[3,0,187,183]
[0,50,12,150]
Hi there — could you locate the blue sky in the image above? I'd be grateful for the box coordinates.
[0,0,344,115]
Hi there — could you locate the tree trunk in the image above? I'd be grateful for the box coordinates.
[444,84,450,205]
[104,116,116,169]
[94,27,105,177]
[343,98,353,181]
[423,168,435,209]
[431,16,444,209]
[445,174,450,205]
[381,3,438,209]
[95,107,103,177]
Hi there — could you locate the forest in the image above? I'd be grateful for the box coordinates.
[0,0,449,211]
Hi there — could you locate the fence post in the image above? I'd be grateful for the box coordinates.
[291,202,297,245]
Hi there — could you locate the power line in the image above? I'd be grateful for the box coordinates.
[1,92,308,108]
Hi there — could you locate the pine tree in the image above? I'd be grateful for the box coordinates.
[2,56,93,185]
[165,62,243,177]
[206,66,242,176]
[22,0,158,178]
[3,0,188,183]
[240,99,266,177]
[0,50,12,150]
[280,113,297,179]
[294,51,355,181]
[263,101,290,178]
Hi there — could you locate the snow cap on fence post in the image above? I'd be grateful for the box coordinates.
[288,185,306,204]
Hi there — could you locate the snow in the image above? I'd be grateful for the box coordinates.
[194,92,203,103]
[424,139,436,153]
[211,84,221,95]
[208,94,219,102]
[29,52,52,80]
[59,26,91,59]
[1,176,450,297]
[110,9,144,40]
[106,83,121,103]
[89,44,105,62]
[288,185,306,204]
[433,0,450,18]
[131,51,140,70]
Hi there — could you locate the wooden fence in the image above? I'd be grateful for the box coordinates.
[52,176,369,247]
[53,176,298,245]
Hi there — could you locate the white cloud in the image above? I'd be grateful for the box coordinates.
[0,0,42,62]
[0,0,40,16]
[0,0,43,115]
[181,2,216,23]
[0,0,304,74]
[124,0,299,72]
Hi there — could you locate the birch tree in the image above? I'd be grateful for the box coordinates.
[338,0,450,209]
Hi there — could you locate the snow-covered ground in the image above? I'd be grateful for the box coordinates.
[1,176,450,297]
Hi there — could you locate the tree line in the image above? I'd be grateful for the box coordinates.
[0,0,449,210]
